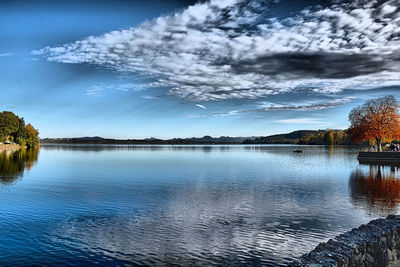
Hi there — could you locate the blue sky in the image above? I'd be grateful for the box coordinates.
[1,0,399,138]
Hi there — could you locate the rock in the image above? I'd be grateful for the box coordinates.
[289,215,400,267]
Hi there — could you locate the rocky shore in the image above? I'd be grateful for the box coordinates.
[290,215,400,267]
[0,144,20,151]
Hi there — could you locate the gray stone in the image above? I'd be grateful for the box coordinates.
[289,215,400,267]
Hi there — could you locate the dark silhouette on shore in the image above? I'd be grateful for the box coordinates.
[41,129,354,145]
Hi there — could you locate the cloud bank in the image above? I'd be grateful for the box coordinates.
[255,97,354,111]
[33,0,400,102]
[188,97,354,118]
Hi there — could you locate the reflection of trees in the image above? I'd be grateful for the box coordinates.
[41,144,223,153]
[349,165,400,215]
[0,149,39,185]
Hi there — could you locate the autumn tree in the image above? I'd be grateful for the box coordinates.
[323,131,335,145]
[334,131,348,145]
[348,95,400,151]
[25,124,39,149]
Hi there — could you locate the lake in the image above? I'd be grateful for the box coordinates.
[0,145,398,266]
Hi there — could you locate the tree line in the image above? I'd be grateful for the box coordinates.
[243,130,352,145]
[298,130,351,145]
[0,111,39,148]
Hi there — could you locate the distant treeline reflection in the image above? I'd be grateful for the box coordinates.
[0,149,39,185]
[349,165,400,215]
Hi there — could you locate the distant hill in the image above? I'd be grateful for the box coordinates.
[41,129,352,145]
[244,129,351,145]
[77,136,105,141]
[41,135,254,145]
[244,130,326,144]
[267,130,325,140]
[171,136,251,143]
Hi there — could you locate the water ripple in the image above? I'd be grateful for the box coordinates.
[0,145,384,265]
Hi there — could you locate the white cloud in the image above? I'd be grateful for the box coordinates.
[114,83,144,92]
[217,110,240,116]
[381,4,397,15]
[84,83,146,96]
[141,95,157,100]
[84,85,103,96]
[206,97,354,117]
[186,109,240,119]
[0,52,11,57]
[275,118,327,124]
[185,95,353,119]
[33,0,400,101]
[195,104,207,109]
[256,97,354,111]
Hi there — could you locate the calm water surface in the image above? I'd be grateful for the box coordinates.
[0,145,398,266]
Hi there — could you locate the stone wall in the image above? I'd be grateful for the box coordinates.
[0,144,20,151]
[358,152,400,164]
[289,215,400,267]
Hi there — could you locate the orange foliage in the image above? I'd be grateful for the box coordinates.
[25,123,38,136]
[25,123,39,148]
[348,95,400,150]
[350,165,400,215]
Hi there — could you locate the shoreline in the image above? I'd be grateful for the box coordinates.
[39,143,362,148]
[0,144,21,152]
[358,151,400,165]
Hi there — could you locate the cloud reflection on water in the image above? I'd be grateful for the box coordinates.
[46,145,359,266]
[0,145,384,266]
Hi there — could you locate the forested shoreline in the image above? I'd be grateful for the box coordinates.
[41,129,359,145]
[0,111,39,148]
[243,130,354,145]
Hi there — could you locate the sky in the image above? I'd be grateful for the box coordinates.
[1,0,400,139]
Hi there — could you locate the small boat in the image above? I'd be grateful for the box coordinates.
[293,149,303,153]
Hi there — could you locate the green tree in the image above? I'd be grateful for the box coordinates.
[0,111,20,142]
[0,111,39,147]
[14,117,27,144]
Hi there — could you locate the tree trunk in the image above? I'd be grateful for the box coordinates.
[376,138,382,152]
